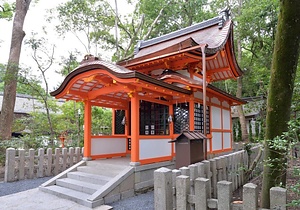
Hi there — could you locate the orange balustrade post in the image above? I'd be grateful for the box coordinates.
[83,100,92,160]
[169,104,175,158]
[189,99,195,131]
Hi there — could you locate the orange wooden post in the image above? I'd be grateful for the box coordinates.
[112,108,115,135]
[130,94,140,165]
[169,104,175,158]
[189,99,195,131]
[83,100,92,160]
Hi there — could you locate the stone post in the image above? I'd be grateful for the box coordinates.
[176,175,190,210]
[243,183,258,210]
[270,187,287,210]
[62,147,67,170]
[75,147,81,162]
[54,148,60,175]
[210,159,217,198]
[217,181,232,210]
[154,167,173,210]
[69,147,74,167]
[4,148,15,182]
[172,169,181,209]
[18,149,25,180]
[196,162,205,177]
[28,148,35,179]
[195,178,209,210]
[46,148,52,176]
[180,166,190,176]
[37,148,44,178]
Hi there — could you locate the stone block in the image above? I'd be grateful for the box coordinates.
[121,189,135,200]
[106,185,120,197]
[104,193,121,204]
[120,174,134,192]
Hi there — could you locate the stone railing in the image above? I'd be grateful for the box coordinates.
[154,167,286,210]
[5,147,84,182]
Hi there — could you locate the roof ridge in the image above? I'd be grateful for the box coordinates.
[135,16,223,53]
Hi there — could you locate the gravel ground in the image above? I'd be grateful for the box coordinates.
[0,176,53,196]
[0,177,154,209]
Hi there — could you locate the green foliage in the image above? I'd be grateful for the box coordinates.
[91,107,112,135]
[52,0,115,54]
[249,121,253,142]
[288,167,300,207]
[57,51,80,76]
[233,120,242,142]
[0,1,14,20]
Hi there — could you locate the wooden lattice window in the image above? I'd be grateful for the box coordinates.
[174,102,189,134]
[194,103,210,134]
[140,101,169,135]
[115,110,125,134]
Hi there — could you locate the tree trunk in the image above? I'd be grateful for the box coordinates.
[236,77,248,141]
[0,0,32,140]
[261,0,300,208]
[236,0,248,142]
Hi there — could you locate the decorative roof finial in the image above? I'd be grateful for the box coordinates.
[218,8,231,29]
[80,54,100,64]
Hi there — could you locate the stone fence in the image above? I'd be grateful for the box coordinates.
[5,147,84,182]
[170,145,262,197]
[154,167,286,210]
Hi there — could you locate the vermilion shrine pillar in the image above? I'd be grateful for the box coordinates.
[83,100,92,160]
[130,94,140,165]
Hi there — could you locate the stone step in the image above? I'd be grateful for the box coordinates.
[67,171,111,185]
[86,159,129,169]
[39,185,103,208]
[56,178,103,194]
[77,165,121,177]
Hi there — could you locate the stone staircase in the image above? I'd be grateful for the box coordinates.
[40,158,134,208]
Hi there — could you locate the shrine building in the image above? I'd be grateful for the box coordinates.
[50,11,245,166]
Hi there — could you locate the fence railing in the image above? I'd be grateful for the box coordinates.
[4,147,84,182]
[154,167,286,210]
[174,145,262,197]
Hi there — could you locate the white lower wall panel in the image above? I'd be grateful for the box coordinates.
[222,109,231,130]
[212,132,222,151]
[91,138,126,155]
[223,132,231,149]
[207,139,210,152]
[139,139,172,160]
[212,106,221,129]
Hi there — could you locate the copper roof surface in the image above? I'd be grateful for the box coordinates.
[157,70,246,104]
[170,130,208,142]
[50,58,191,98]
[117,12,243,81]
[134,18,231,59]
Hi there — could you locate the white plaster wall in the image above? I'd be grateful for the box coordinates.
[91,137,126,155]
[211,97,221,105]
[222,109,231,130]
[222,101,229,108]
[212,106,221,129]
[194,91,203,100]
[207,139,210,152]
[212,132,222,150]
[223,132,231,149]
[139,139,172,160]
